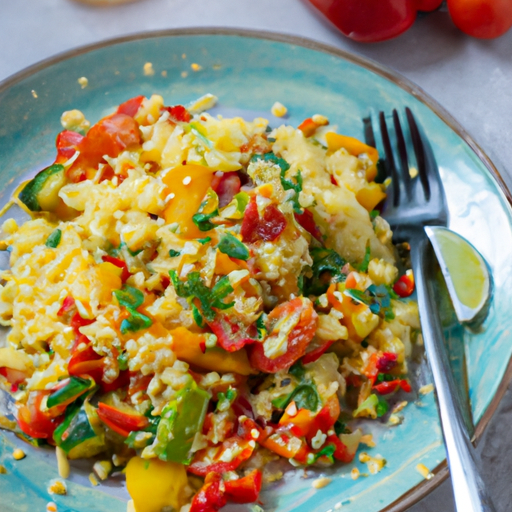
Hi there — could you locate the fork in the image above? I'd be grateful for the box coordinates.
[365,108,496,512]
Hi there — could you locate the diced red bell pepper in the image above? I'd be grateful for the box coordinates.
[101,255,131,282]
[190,472,227,512]
[17,391,62,439]
[116,95,145,117]
[224,469,262,504]
[70,312,94,336]
[188,437,255,477]
[68,343,104,383]
[294,209,322,240]
[376,352,398,373]
[100,370,130,394]
[97,402,149,437]
[164,105,191,123]
[57,295,76,317]
[241,197,287,243]
[325,434,356,463]
[373,379,412,395]
[302,340,336,365]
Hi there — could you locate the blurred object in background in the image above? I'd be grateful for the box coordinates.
[72,0,141,5]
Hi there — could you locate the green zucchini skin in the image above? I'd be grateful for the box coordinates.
[18,164,65,212]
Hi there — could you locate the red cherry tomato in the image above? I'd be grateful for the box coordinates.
[307,0,417,42]
[190,472,227,512]
[248,297,318,373]
[224,469,263,504]
[116,95,144,117]
[393,274,415,298]
[241,197,287,243]
[447,0,512,38]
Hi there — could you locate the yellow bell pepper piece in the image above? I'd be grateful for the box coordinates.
[97,263,123,303]
[170,326,254,375]
[162,164,215,239]
[356,182,387,212]
[326,132,379,182]
[0,347,32,371]
[126,456,187,512]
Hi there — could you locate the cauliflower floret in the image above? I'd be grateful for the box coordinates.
[368,258,399,286]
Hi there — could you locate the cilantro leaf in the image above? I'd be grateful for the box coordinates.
[304,247,347,296]
[217,233,249,261]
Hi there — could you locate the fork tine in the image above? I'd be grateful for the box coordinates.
[405,107,430,200]
[362,115,377,150]
[379,112,400,207]
[392,109,413,200]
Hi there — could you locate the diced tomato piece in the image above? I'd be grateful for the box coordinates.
[325,434,356,463]
[164,105,191,123]
[100,370,130,394]
[67,113,141,182]
[116,95,145,117]
[302,340,335,365]
[212,172,241,208]
[101,255,130,282]
[231,395,255,420]
[373,378,411,395]
[248,297,318,373]
[68,343,104,383]
[298,118,319,137]
[376,352,398,373]
[190,472,227,512]
[70,312,95,336]
[17,391,61,439]
[55,130,84,163]
[208,314,257,352]
[393,274,415,298]
[241,197,287,243]
[294,209,322,240]
[224,469,262,504]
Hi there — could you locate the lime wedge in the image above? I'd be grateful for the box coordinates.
[425,226,492,324]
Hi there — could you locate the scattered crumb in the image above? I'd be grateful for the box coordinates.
[416,463,433,480]
[359,452,386,474]
[350,468,360,480]
[46,502,57,512]
[89,472,99,486]
[12,448,26,460]
[143,62,155,76]
[191,63,202,72]
[77,76,88,89]
[114,70,120,75]
[312,477,332,489]
[334,503,342,510]
[388,414,403,426]
[392,401,408,413]
[212,64,222,70]
[60,109,90,132]
[48,479,67,495]
[271,101,287,118]
[31,90,38,98]
[312,114,329,126]
[182,53,187,59]
[360,434,376,448]
[56,447,69,479]
[181,71,188,78]
[409,167,419,178]
[0,464,7,474]
[419,383,434,395]
[161,70,167,77]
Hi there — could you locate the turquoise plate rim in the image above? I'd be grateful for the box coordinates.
[1,27,511,512]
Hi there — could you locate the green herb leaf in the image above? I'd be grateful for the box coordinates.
[45,229,62,248]
[304,248,347,296]
[217,233,249,261]
[192,211,218,232]
[313,444,336,464]
[251,152,290,173]
[271,383,320,412]
[114,286,144,309]
[289,361,306,380]
[117,352,129,371]
[376,397,389,417]
[120,308,153,334]
[256,313,268,340]
[192,303,204,328]
[169,249,181,257]
[354,243,371,273]
[196,237,212,245]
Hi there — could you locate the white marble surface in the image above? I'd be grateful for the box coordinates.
[1,1,512,511]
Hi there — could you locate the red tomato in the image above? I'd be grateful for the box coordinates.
[307,0,417,42]
[97,402,149,437]
[448,0,512,38]
[302,340,336,365]
[294,209,322,240]
[376,352,398,373]
[101,255,131,282]
[416,0,443,10]
[164,105,192,123]
[373,379,412,394]
[17,392,61,439]
[208,314,258,352]
[325,434,356,463]
[224,469,262,504]
[55,130,84,163]
[393,274,415,297]
[67,114,140,182]
[248,297,318,373]
[116,95,144,117]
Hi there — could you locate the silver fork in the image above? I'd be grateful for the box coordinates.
[365,108,496,512]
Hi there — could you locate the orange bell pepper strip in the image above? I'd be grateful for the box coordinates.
[162,164,215,239]
[278,406,315,437]
[356,182,387,212]
[97,402,149,437]
[325,132,379,182]
[170,326,255,376]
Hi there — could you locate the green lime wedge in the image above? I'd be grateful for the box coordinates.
[425,226,492,324]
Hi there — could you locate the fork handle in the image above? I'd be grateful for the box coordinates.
[410,232,496,512]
